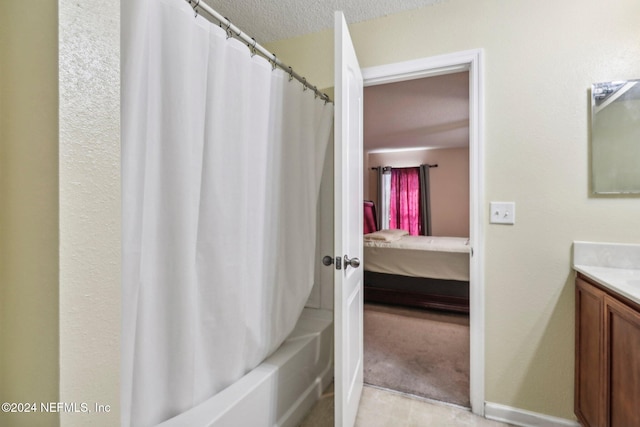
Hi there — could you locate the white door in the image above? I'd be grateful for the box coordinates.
[334,11,364,427]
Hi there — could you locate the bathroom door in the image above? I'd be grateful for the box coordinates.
[334,11,364,427]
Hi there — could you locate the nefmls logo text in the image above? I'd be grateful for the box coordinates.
[42,402,89,413]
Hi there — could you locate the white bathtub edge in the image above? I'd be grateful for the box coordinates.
[157,308,333,427]
[278,359,334,427]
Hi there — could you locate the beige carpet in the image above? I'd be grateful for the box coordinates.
[363,303,470,407]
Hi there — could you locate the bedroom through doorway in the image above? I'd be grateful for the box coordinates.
[361,69,472,408]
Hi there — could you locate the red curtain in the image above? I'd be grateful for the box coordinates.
[389,167,421,235]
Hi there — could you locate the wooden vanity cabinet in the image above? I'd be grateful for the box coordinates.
[575,274,640,427]
[575,276,604,427]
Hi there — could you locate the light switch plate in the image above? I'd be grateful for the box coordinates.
[490,202,516,225]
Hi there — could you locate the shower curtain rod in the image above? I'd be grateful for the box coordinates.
[370,164,438,170]
[186,0,332,104]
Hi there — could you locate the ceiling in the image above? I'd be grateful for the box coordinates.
[202,0,443,43]
[364,72,470,151]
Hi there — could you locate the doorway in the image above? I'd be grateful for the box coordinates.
[361,49,485,415]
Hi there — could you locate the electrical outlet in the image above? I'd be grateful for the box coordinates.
[490,202,515,225]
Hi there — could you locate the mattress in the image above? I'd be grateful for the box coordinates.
[363,235,470,281]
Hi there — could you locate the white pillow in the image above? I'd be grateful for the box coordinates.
[363,229,409,242]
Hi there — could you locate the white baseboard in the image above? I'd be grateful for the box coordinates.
[484,402,580,427]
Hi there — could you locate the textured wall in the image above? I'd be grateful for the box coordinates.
[266,0,640,420]
[0,2,60,426]
[59,0,121,425]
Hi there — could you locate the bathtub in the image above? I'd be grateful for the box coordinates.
[157,308,334,427]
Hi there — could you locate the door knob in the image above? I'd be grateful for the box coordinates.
[344,255,360,269]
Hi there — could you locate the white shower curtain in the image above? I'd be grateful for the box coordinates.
[121,0,333,425]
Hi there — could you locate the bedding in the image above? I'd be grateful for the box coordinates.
[363,235,470,281]
[363,233,471,312]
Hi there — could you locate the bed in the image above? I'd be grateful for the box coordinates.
[363,229,470,313]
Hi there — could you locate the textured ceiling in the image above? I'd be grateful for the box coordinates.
[364,72,469,151]
[202,0,443,43]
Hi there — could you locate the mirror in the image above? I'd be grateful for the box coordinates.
[591,79,640,194]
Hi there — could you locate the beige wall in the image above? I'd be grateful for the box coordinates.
[1,1,120,426]
[59,0,121,426]
[368,148,470,237]
[0,2,60,427]
[267,0,640,420]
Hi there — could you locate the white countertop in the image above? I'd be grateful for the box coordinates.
[573,241,640,306]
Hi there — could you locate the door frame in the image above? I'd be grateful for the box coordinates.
[361,48,485,415]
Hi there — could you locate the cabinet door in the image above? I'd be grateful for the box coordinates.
[575,277,605,427]
[604,295,640,427]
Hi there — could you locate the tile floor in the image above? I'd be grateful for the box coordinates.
[301,384,514,427]
[355,386,513,427]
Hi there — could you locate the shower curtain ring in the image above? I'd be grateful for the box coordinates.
[313,86,319,99]
[193,0,200,17]
[271,54,277,71]
[249,38,257,57]
[225,19,233,39]
[302,77,307,91]
[288,67,294,82]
